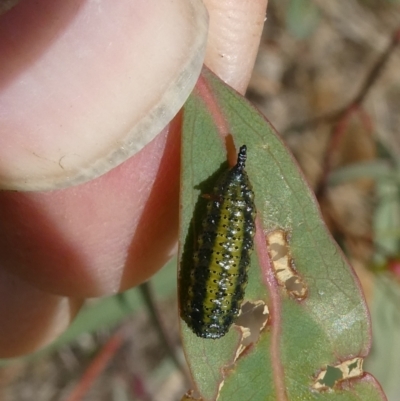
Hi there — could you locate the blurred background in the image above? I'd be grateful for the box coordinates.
[1,0,400,400]
[248,2,400,400]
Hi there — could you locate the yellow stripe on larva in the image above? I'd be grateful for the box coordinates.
[202,195,245,314]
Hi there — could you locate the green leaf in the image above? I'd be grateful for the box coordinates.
[373,179,400,264]
[286,0,320,39]
[178,68,385,401]
[365,274,400,401]
[328,161,394,187]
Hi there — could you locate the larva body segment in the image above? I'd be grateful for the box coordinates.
[182,145,256,339]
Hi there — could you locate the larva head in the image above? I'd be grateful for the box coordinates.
[236,145,247,170]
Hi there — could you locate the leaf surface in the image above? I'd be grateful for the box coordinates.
[178,68,386,401]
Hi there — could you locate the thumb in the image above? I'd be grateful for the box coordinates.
[0,0,207,191]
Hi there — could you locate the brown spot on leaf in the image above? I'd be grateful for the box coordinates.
[312,357,364,390]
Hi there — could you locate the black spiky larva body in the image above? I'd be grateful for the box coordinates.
[182,145,256,339]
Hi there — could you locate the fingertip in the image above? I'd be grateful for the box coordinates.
[0,0,207,190]
[203,0,268,93]
[0,269,82,358]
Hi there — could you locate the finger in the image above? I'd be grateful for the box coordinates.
[0,268,82,358]
[0,0,207,190]
[0,123,181,297]
[203,0,268,94]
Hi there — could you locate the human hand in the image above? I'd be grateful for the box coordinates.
[0,0,268,357]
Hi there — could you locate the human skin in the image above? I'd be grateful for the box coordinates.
[0,0,268,357]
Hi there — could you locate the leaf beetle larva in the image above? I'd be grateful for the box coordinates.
[181,145,256,339]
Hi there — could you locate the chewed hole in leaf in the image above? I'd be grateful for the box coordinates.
[235,301,269,347]
[312,357,364,391]
[285,275,307,296]
[266,229,308,299]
